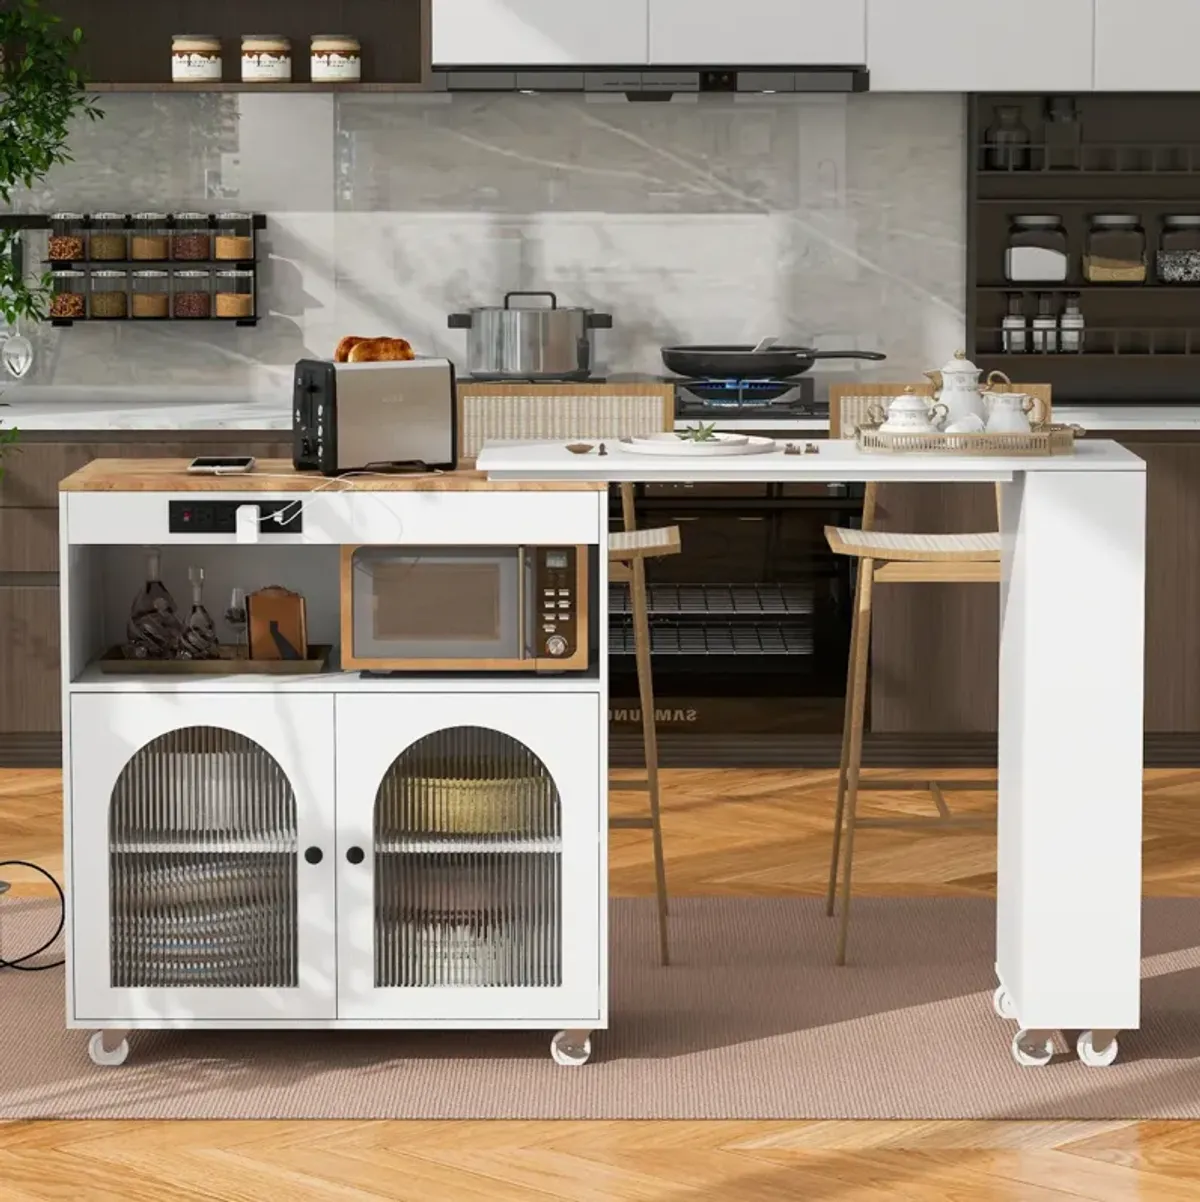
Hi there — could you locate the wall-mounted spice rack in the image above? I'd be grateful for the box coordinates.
[2,213,268,328]
[969,95,1200,402]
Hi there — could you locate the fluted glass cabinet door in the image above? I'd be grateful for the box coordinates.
[68,694,337,1023]
[335,692,603,1022]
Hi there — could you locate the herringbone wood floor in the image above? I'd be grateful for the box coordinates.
[2,765,1199,1200]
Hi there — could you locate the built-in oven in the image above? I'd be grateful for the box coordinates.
[341,545,590,672]
[608,479,864,736]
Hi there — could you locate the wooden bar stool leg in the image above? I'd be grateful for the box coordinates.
[631,556,670,967]
[827,558,865,917]
[836,558,875,968]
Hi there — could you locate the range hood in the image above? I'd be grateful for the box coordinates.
[428,66,869,99]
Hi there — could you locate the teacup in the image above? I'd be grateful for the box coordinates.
[944,414,986,435]
[985,391,1045,434]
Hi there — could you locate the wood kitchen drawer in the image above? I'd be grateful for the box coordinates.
[0,509,59,572]
[0,585,61,733]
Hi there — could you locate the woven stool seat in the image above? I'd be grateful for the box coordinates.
[825,526,1001,562]
[609,526,682,561]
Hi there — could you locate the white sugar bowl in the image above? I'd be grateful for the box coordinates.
[872,387,948,434]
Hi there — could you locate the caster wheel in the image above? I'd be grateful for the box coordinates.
[1077,1030,1119,1067]
[550,1031,592,1067]
[88,1032,129,1067]
[993,985,1016,1020]
[1012,1029,1053,1068]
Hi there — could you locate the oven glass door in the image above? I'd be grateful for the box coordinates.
[351,547,526,662]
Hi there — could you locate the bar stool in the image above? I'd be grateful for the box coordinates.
[823,383,1051,966]
[609,483,681,967]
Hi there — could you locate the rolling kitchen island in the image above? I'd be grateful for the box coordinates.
[479,438,1148,1069]
[58,460,609,1068]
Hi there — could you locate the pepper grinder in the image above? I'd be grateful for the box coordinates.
[1031,293,1059,354]
[1001,292,1028,354]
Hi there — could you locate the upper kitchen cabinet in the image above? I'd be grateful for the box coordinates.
[867,0,1094,91]
[1094,0,1200,89]
[647,0,866,65]
[431,0,650,66]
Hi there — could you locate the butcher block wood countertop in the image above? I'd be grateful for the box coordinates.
[59,459,607,493]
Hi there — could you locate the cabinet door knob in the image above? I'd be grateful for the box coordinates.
[346,846,365,865]
[304,846,323,865]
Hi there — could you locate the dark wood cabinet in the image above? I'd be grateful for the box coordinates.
[869,433,1200,736]
[0,432,290,764]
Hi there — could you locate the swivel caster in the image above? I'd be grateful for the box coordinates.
[1011,1029,1053,1067]
[87,1031,129,1067]
[1077,1030,1119,1067]
[992,985,1016,1020]
[550,1030,592,1067]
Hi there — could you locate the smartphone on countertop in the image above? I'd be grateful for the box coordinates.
[187,456,257,475]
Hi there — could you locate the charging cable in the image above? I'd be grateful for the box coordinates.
[0,861,65,971]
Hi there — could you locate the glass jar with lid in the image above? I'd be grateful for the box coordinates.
[311,34,361,82]
[89,270,129,319]
[131,270,170,319]
[48,213,86,262]
[214,269,255,319]
[172,269,212,318]
[88,212,128,261]
[1084,215,1146,283]
[49,269,86,319]
[172,34,222,82]
[214,213,255,260]
[172,213,212,261]
[1004,215,1069,283]
[241,35,291,82]
[1156,215,1200,283]
[130,213,169,261]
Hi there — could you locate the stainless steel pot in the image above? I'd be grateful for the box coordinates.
[447,291,613,380]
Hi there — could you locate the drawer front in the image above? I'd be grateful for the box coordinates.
[0,508,59,572]
[0,585,61,732]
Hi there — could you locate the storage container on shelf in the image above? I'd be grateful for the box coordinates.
[48,213,86,262]
[131,270,170,319]
[172,269,212,318]
[171,213,212,261]
[241,35,291,82]
[49,269,87,319]
[214,213,254,260]
[1004,215,1069,283]
[1084,215,1146,284]
[171,34,222,83]
[131,213,170,261]
[89,270,129,319]
[1156,215,1200,283]
[214,269,254,319]
[89,213,128,262]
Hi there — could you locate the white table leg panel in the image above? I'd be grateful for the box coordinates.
[997,469,1145,1038]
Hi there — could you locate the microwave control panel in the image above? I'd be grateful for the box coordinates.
[534,547,578,659]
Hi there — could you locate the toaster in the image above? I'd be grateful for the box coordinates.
[292,357,458,475]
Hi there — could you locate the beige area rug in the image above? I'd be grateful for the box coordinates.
[1,896,1198,1120]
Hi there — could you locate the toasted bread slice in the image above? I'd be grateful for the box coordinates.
[347,337,416,363]
[334,336,368,363]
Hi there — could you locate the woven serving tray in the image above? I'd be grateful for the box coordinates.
[856,423,1083,457]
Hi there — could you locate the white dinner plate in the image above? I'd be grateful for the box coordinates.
[616,433,777,457]
[628,430,750,448]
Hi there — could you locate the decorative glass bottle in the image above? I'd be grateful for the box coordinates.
[178,566,220,660]
[983,105,1031,172]
[125,547,182,659]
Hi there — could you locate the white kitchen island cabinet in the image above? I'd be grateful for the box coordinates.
[479,438,1147,1070]
[649,0,866,65]
[866,0,1095,92]
[59,461,609,1069]
[431,0,649,66]
[1094,0,1200,90]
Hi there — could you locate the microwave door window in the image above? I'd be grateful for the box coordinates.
[352,549,521,661]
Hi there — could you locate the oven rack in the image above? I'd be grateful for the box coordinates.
[608,582,815,617]
[608,622,815,656]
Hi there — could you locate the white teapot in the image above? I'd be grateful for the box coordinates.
[934,350,988,429]
[869,387,947,434]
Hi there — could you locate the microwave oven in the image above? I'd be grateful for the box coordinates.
[340,544,589,672]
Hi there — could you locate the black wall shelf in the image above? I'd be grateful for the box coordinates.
[969,95,1200,403]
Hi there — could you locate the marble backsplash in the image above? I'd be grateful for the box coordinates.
[3,92,966,399]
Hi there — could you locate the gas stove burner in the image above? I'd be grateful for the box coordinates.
[679,377,801,405]
[673,374,823,420]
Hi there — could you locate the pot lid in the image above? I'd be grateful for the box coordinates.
[939,349,980,375]
[888,386,929,410]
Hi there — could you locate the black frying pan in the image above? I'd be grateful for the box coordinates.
[662,344,887,379]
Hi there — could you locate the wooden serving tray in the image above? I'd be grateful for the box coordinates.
[96,645,333,675]
[856,423,1083,457]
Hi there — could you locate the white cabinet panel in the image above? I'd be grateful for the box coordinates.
[432,0,650,66]
[649,0,866,65]
[867,0,1094,92]
[1095,1,1200,90]
[69,693,337,1023]
[335,691,603,1023]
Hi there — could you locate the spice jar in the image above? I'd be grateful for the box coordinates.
[311,34,361,82]
[171,213,212,261]
[48,213,86,262]
[1156,215,1200,283]
[214,213,254,260]
[131,270,170,319]
[214,270,255,319]
[89,270,129,319]
[241,35,291,82]
[172,269,212,318]
[49,269,86,319]
[88,212,128,261]
[1084,215,1146,283]
[131,213,169,260]
[1004,215,1069,283]
[172,34,222,82]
